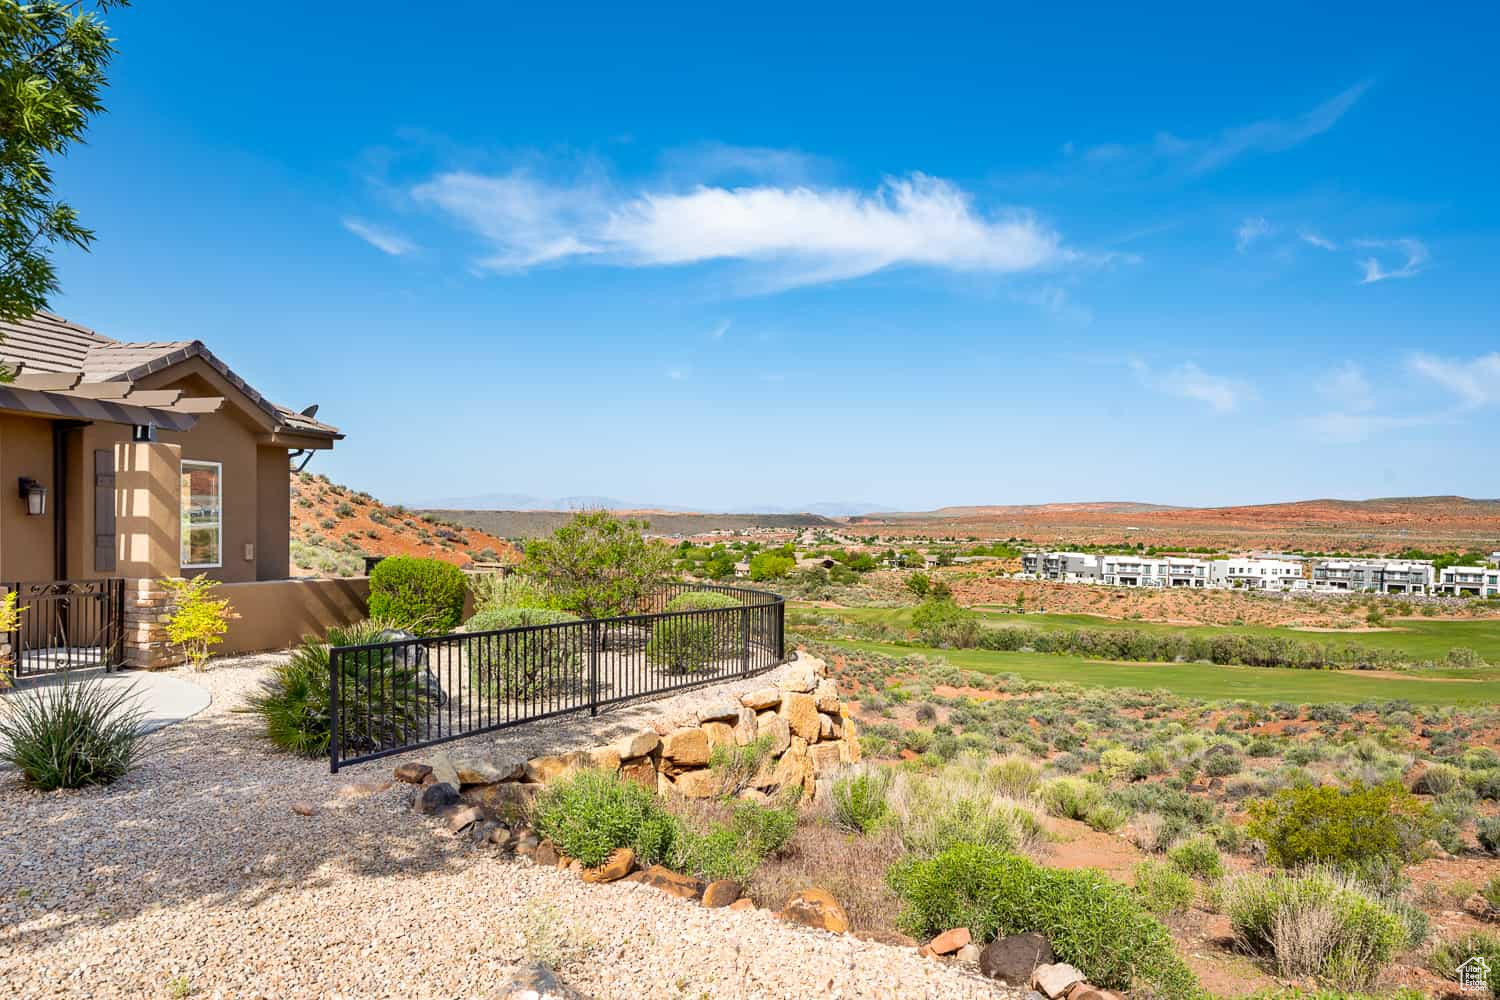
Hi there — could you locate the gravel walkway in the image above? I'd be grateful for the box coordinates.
[0,654,1017,999]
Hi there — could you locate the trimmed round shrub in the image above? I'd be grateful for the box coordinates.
[368,556,467,635]
[465,606,582,702]
[888,843,1199,999]
[645,591,741,674]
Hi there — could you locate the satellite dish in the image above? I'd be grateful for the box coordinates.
[299,404,319,418]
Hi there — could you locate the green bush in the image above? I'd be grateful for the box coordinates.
[0,675,149,789]
[368,556,467,635]
[1134,859,1194,915]
[830,765,892,834]
[887,756,1045,858]
[748,551,794,581]
[1245,781,1438,870]
[1168,835,1225,881]
[1041,776,1102,821]
[532,769,677,868]
[465,606,582,701]
[645,590,743,674]
[1478,815,1500,855]
[910,598,980,648]
[664,590,741,613]
[248,620,427,757]
[1430,930,1500,992]
[887,843,1199,998]
[671,800,798,882]
[1226,868,1409,989]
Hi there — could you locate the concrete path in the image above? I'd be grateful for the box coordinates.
[7,668,212,733]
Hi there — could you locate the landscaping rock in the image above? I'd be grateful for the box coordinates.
[701,880,742,908]
[428,751,460,789]
[534,839,560,867]
[809,742,842,774]
[616,729,660,759]
[524,751,591,783]
[1032,963,1085,999]
[445,805,486,833]
[630,864,706,901]
[289,800,317,817]
[669,768,720,799]
[581,848,636,884]
[701,720,735,750]
[777,662,817,694]
[497,961,585,1000]
[733,707,758,746]
[393,762,431,784]
[586,746,621,772]
[414,781,459,815]
[514,830,541,858]
[741,686,781,710]
[928,927,972,956]
[462,781,538,818]
[780,888,849,934]
[956,943,981,964]
[729,897,755,911]
[697,701,741,723]
[1064,984,1123,1000]
[779,692,821,741]
[452,755,526,784]
[814,678,840,713]
[980,932,1055,985]
[619,756,656,790]
[757,715,791,756]
[661,727,710,768]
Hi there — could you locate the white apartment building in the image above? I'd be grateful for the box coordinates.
[1211,557,1305,590]
[1438,565,1500,597]
[1311,558,1435,594]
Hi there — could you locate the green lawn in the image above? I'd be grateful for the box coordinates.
[821,638,1500,707]
[799,603,1500,667]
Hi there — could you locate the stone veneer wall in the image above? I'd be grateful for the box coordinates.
[122,578,183,669]
[418,652,860,813]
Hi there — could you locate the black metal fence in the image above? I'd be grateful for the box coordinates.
[2,578,125,678]
[328,583,786,771]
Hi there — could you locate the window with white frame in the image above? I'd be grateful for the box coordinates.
[180,460,222,568]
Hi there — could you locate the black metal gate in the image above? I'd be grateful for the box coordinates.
[3,579,125,677]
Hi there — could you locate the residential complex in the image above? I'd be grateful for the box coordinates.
[1021,551,1456,594]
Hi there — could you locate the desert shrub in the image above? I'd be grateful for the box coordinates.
[886,755,1045,858]
[464,606,582,701]
[1245,782,1438,870]
[1413,762,1463,796]
[748,826,906,935]
[1203,750,1243,777]
[1226,868,1408,989]
[1041,776,1103,821]
[1099,747,1143,782]
[707,735,774,797]
[468,572,554,613]
[248,620,426,757]
[645,591,742,673]
[1430,930,1500,995]
[520,511,673,618]
[1168,835,1225,881]
[533,769,676,868]
[830,764,892,834]
[672,800,797,882]
[887,843,1199,998]
[160,574,238,669]
[0,675,149,789]
[1086,801,1130,833]
[368,556,467,635]
[664,590,741,613]
[990,755,1042,798]
[1478,816,1500,856]
[1134,859,1194,915]
[910,598,980,648]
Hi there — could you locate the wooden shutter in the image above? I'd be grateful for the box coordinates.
[94,449,116,572]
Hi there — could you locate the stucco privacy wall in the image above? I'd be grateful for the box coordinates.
[0,413,55,580]
[126,576,373,666]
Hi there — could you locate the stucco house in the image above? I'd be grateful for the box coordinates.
[0,312,362,673]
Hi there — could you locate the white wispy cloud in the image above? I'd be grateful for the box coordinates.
[1235,216,1272,253]
[412,169,1068,291]
[342,217,417,256]
[1130,360,1252,412]
[1355,238,1429,283]
[1299,230,1338,250]
[1014,285,1093,327]
[1074,81,1371,175]
[1409,351,1500,406]
[709,319,731,339]
[667,367,689,381]
[1303,411,1440,444]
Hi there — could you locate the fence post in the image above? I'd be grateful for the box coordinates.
[740,605,751,677]
[329,646,342,773]
[776,600,785,661]
[588,620,600,717]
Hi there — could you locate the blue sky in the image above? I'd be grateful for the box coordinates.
[45,2,1500,510]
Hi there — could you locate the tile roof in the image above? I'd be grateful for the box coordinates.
[0,312,340,439]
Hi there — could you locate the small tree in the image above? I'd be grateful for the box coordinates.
[906,572,932,598]
[161,575,237,670]
[520,510,673,619]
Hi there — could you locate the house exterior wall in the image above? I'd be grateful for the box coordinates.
[218,577,370,654]
[255,446,290,580]
[113,440,183,580]
[0,413,57,580]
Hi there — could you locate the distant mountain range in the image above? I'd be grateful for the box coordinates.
[412,493,897,518]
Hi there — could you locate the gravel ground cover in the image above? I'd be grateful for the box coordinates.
[0,654,1015,999]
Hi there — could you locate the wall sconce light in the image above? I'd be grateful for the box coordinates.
[18,477,46,516]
